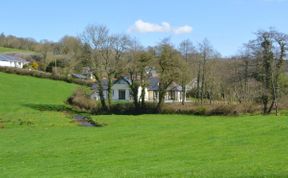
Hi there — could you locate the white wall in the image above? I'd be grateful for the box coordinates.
[137,86,149,101]
[112,84,130,100]
[0,61,24,68]
[91,84,185,103]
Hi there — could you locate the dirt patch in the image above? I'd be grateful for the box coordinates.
[73,115,105,127]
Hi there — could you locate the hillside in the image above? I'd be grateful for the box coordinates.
[0,72,78,127]
[1,72,288,177]
[0,46,36,54]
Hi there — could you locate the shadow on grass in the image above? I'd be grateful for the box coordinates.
[23,103,105,127]
[23,103,80,113]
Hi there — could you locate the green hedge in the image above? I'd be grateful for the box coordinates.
[0,67,93,86]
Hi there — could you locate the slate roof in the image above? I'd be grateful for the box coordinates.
[0,54,28,63]
[92,76,182,92]
[92,79,109,90]
[147,77,182,91]
[167,82,182,91]
[71,74,87,80]
[91,77,132,91]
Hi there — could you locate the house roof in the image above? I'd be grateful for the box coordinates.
[113,77,131,85]
[92,77,131,91]
[92,79,109,90]
[167,82,182,91]
[71,74,87,80]
[92,76,182,91]
[0,54,28,63]
[147,77,182,91]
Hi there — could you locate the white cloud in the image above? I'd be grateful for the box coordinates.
[129,20,192,35]
[173,25,193,34]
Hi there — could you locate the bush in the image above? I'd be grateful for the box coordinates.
[0,66,93,86]
[102,102,157,115]
[161,102,261,116]
[208,104,237,115]
[66,87,262,116]
[66,88,97,112]
[194,106,207,115]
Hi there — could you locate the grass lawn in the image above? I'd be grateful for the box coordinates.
[0,47,35,54]
[1,72,288,177]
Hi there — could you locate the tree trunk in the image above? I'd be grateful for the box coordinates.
[94,75,108,111]
[262,95,269,114]
[156,90,166,112]
[200,59,206,104]
[140,72,146,109]
[141,86,145,109]
[181,84,186,105]
[107,76,113,110]
[197,62,201,102]
[132,86,139,111]
[268,100,275,114]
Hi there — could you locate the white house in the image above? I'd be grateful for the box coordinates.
[0,54,29,68]
[91,78,129,101]
[91,77,185,103]
[146,77,184,102]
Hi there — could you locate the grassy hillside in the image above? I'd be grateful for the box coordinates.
[0,72,78,127]
[0,46,35,54]
[1,72,288,177]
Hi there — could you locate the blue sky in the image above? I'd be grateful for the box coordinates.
[1,0,287,56]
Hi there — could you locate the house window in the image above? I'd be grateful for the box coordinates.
[168,91,175,100]
[118,90,126,100]
[112,90,114,96]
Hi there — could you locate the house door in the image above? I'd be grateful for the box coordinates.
[118,90,126,100]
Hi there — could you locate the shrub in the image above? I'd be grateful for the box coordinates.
[0,66,93,86]
[237,102,260,114]
[194,106,207,115]
[66,88,97,112]
[161,102,261,115]
[110,103,135,114]
[208,104,237,115]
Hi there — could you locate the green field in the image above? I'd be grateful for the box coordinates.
[1,72,288,178]
[0,47,35,54]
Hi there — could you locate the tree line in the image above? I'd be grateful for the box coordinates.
[1,26,287,114]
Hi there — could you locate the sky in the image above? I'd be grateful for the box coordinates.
[0,0,288,56]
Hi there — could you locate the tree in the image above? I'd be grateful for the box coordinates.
[246,29,288,115]
[81,25,130,111]
[198,39,214,104]
[58,36,83,76]
[125,40,153,111]
[155,41,182,112]
[178,39,195,105]
[81,25,110,110]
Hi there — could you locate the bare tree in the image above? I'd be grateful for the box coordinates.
[81,25,130,111]
[125,40,153,111]
[81,25,110,110]
[198,39,214,104]
[155,41,182,112]
[178,39,195,105]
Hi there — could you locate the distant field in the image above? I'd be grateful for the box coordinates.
[0,46,35,54]
[1,72,288,178]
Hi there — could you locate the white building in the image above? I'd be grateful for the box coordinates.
[0,54,29,68]
[91,78,136,101]
[91,77,185,103]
